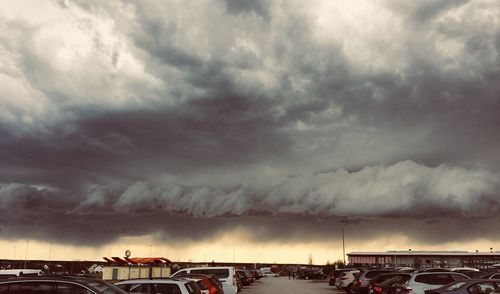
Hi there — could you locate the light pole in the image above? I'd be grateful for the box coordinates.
[24,240,29,269]
[342,221,346,265]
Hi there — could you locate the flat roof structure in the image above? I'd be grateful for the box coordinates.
[347,251,500,269]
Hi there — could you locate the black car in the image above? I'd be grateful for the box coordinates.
[0,276,127,293]
[369,273,413,294]
[371,276,411,294]
[352,270,396,294]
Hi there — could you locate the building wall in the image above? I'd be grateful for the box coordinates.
[348,254,500,269]
[102,266,171,281]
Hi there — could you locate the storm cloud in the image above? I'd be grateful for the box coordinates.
[0,0,499,247]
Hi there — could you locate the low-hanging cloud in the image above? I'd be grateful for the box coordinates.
[81,161,498,218]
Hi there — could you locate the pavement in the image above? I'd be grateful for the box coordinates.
[241,276,343,294]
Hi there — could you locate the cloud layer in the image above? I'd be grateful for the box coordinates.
[0,0,499,247]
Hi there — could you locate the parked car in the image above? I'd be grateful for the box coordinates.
[369,273,413,294]
[173,274,223,294]
[392,272,470,294]
[236,270,253,286]
[260,270,278,278]
[371,275,412,294]
[296,269,325,280]
[171,267,238,294]
[115,278,201,294]
[329,269,360,287]
[425,279,500,294]
[0,276,126,293]
[352,269,396,294]
[338,270,361,293]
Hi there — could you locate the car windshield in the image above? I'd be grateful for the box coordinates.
[443,281,468,291]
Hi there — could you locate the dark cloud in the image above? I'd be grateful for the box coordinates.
[222,0,271,18]
[0,0,499,249]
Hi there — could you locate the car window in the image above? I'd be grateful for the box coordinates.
[154,284,181,294]
[491,274,500,279]
[115,285,129,292]
[9,282,55,294]
[129,284,152,294]
[57,283,93,294]
[451,274,469,281]
[380,277,402,286]
[82,280,126,294]
[366,271,392,279]
[415,274,454,285]
[477,282,496,294]
[190,269,229,279]
[196,281,208,290]
[185,282,200,294]
[173,270,187,277]
[443,281,468,290]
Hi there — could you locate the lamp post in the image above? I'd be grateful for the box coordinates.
[341,219,348,266]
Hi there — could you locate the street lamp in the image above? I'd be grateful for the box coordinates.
[341,219,348,266]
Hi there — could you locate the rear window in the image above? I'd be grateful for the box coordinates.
[380,277,404,286]
[196,281,208,290]
[415,274,455,285]
[185,282,200,294]
[154,284,182,294]
[191,269,230,279]
[366,271,393,279]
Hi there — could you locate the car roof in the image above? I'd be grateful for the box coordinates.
[115,279,187,285]
[182,267,234,270]
[0,276,121,292]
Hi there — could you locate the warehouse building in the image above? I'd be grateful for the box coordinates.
[347,251,500,269]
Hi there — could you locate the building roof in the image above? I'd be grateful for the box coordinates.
[348,251,500,256]
[103,257,172,264]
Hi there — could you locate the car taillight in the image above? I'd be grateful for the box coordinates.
[356,280,362,286]
[373,287,382,293]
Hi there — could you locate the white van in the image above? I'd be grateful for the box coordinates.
[171,266,238,294]
[0,269,43,277]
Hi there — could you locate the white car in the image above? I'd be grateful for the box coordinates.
[171,266,238,294]
[261,270,279,278]
[115,278,199,294]
[337,270,360,292]
[394,272,470,294]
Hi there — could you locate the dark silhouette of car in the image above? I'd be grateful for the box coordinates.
[0,275,127,293]
[425,279,500,294]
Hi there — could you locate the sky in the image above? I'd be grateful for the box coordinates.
[0,0,499,264]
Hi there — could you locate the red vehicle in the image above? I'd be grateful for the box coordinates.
[175,274,223,294]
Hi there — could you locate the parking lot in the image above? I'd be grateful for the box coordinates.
[243,277,341,294]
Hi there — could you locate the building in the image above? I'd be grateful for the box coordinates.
[102,257,172,281]
[347,251,500,269]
